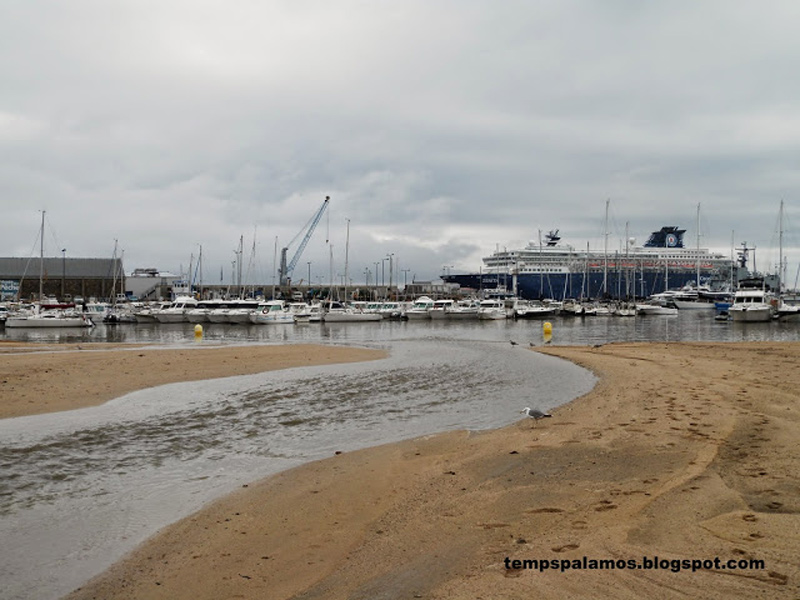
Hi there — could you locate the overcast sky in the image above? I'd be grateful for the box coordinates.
[2,1,799,288]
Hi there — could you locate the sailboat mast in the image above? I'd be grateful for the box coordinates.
[237,235,243,297]
[344,218,350,302]
[625,221,629,299]
[538,229,543,299]
[39,210,45,302]
[779,200,784,293]
[198,244,203,298]
[730,230,735,291]
[272,236,278,300]
[111,239,119,305]
[696,203,701,287]
[119,249,125,300]
[603,199,609,297]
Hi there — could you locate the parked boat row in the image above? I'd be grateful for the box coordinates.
[5,279,799,327]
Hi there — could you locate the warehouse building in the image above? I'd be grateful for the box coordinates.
[0,257,125,302]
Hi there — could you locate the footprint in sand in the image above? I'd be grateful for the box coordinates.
[552,543,580,553]
[526,507,564,514]
[572,520,588,530]
[766,571,788,585]
[478,522,510,529]
[742,514,758,522]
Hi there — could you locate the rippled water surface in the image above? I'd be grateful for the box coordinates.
[3,308,800,346]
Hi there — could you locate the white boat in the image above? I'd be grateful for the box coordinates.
[378,301,409,320]
[287,302,313,320]
[201,299,261,324]
[636,302,678,316]
[103,305,138,323]
[671,285,731,310]
[404,296,435,320]
[363,302,384,315]
[612,301,637,317]
[133,301,172,323]
[428,299,478,320]
[185,306,210,323]
[560,299,585,316]
[225,307,255,324]
[153,296,199,323]
[592,303,613,316]
[321,301,382,322]
[728,280,775,322]
[582,303,599,316]
[83,301,111,323]
[250,300,296,324]
[450,299,480,319]
[205,308,230,323]
[776,295,800,321]
[5,307,94,328]
[513,300,556,319]
[294,303,322,323]
[477,298,508,320]
[427,299,453,319]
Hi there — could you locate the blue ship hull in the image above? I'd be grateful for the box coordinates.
[443,270,706,300]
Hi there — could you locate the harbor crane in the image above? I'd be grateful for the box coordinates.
[279,195,330,287]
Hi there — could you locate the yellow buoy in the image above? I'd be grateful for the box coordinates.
[194,324,203,340]
[543,321,553,344]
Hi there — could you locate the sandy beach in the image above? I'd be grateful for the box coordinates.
[5,341,798,598]
[0,342,386,420]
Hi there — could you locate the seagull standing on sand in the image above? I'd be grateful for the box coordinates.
[521,407,552,426]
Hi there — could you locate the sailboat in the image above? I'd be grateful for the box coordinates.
[321,219,381,323]
[671,204,724,310]
[772,200,800,320]
[5,211,94,328]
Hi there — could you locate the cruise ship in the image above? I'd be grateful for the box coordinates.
[442,226,740,301]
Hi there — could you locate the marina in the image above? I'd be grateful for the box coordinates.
[3,301,800,347]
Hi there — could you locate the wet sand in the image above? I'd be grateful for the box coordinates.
[7,341,798,598]
[0,342,386,419]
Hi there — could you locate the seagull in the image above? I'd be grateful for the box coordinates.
[521,407,552,426]
[509,340,518,346]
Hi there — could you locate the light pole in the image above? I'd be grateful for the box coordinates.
[381,258,390,300]
[61,248,66,300]
[387,253,394,289]
[402,268,410,287]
